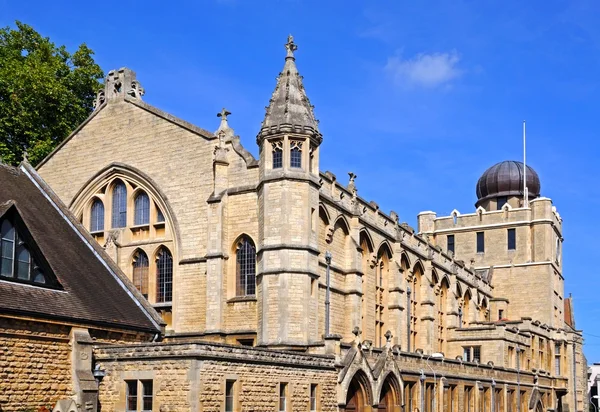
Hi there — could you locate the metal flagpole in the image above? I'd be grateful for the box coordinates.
[523,121,529,207]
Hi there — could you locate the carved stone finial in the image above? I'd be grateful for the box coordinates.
[352,326,361,337]
[96,68,144,107]
[215,108,235,142]
[385,330,393,343]
[285,34,298,59]
[347,172,357,195]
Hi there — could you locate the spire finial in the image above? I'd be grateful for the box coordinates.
[217,107,231,122]
[285,34,298,59]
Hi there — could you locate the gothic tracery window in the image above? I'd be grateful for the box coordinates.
[90,199,104,233]
[236,237,256,296]
[111,181,127,228]
[0,218,49,285]
[156,247,173,303]
[290,141,302,168]
[132,250,149,298]
[134,192,150,226]
[272,140,283,169]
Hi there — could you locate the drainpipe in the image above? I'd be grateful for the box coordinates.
[407,286,412,352]
[516,346,521,412]
[420,369,426,412]
[573,340,578,411]
[491,379,496,412]
[324,251,332,337]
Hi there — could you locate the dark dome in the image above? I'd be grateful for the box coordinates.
[476,161,540,204]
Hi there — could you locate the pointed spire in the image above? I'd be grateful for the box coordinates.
[257,35,322,143]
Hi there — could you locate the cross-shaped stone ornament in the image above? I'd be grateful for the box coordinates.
[285,35,298,58]
[217,108,231,121]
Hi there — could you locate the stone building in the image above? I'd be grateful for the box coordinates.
[34,35,585,411]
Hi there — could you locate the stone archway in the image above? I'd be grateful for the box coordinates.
[376,374,402,412]
[346,377,368,412]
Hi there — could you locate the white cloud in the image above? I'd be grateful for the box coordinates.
[385,51,462,88]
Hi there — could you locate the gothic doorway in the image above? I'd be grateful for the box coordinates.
[377,375,401,412]
[345,373,370,412]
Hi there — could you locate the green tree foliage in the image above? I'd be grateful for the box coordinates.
[0,21,103,165]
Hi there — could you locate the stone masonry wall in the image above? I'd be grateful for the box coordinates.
[94,342,338,412]
[0,317,73,412]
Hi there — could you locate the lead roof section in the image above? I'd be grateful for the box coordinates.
[257,35,322,143]
[0,162,162,333]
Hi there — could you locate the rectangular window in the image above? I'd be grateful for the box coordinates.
[497,196,508,210]
[476,232,485,253]
[126,380,138,412]
[405,382,415,412]
[279,383,287,412]
[225,380,235,412]
[463,346,481,363]
[141,380,153,412]
[507,228,516,250]
[273,148,283,169]
[310,384,318,412]
[463,346,471,362]
[507,390,514,412]
[499,309,504,320]
[495,389,502,412]
[447,234,455,255]
[473,346,481,363]
[290,146,302,168]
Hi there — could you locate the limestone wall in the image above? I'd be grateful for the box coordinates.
[0,317,72,411]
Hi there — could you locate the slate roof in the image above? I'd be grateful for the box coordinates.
[0,162,162,333]
[257,35,321,142]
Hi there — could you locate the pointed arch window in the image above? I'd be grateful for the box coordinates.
[272,140,283,169]
[132,250,149,298]
[1,218,50,285]
[90,199,105,232]
[134,192,150,226]
[156,247,173,303]
[236,237,256,296]
[111,181,127,228]
[290,141,302,168]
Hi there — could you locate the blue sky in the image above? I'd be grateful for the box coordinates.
[2,0,599,358]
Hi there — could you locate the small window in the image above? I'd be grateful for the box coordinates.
[498,309,504,320]
[225,380,236,412]
[476,232,484,253]
[111,181,127,228]
[272,141,283,169]
[555,343,561,375]
[90,199,105,232]
[473,346,481,362]
[463,346,481,363]
[279,383,288,412]
[156,208,165,223]
[497,196,507,210]
[156,247,173,303]
[507,228,516,250]
[126,380,138,412]
[310,384,318,412]
[141,380,153,412]
[447,234,455,255]
[290,144,302,168]
[134,192,150,226]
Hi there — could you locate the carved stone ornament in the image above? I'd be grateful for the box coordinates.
[325,225,334,243]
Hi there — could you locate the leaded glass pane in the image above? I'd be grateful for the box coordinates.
[236,238,256,296]
[16,244,30,280]
[133,250,149,298]
[134,192,150,226]
[157,208,165,223]
[290,146,301,168]
[33,268,46,284]
[1,220,15,277]
[157,248,173,303]
[111,182,127,228]
[273,148,283,169]
[90,199,104,232]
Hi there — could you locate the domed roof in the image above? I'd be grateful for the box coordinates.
[476,160,540,204]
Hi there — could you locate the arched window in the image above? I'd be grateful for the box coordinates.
[272,140,283,169]
[290,141,302,168]
[90,199,104,232]
[132,250,149,298]
[134,192,150,226]
[236,237,256,296]
[111,181,127,228]
[0,218,48,285]
[156,247,173,303]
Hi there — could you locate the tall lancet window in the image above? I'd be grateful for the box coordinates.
[90,199,104,232]
[236,236,256,296]
[272,140,283,169]
[111,181,127,228]
[134,192,150,226]
[132,250,149,298]
[156,247,173,303]
[290,141,302,168]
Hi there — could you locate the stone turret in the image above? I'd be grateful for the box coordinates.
[256,36,322,348]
